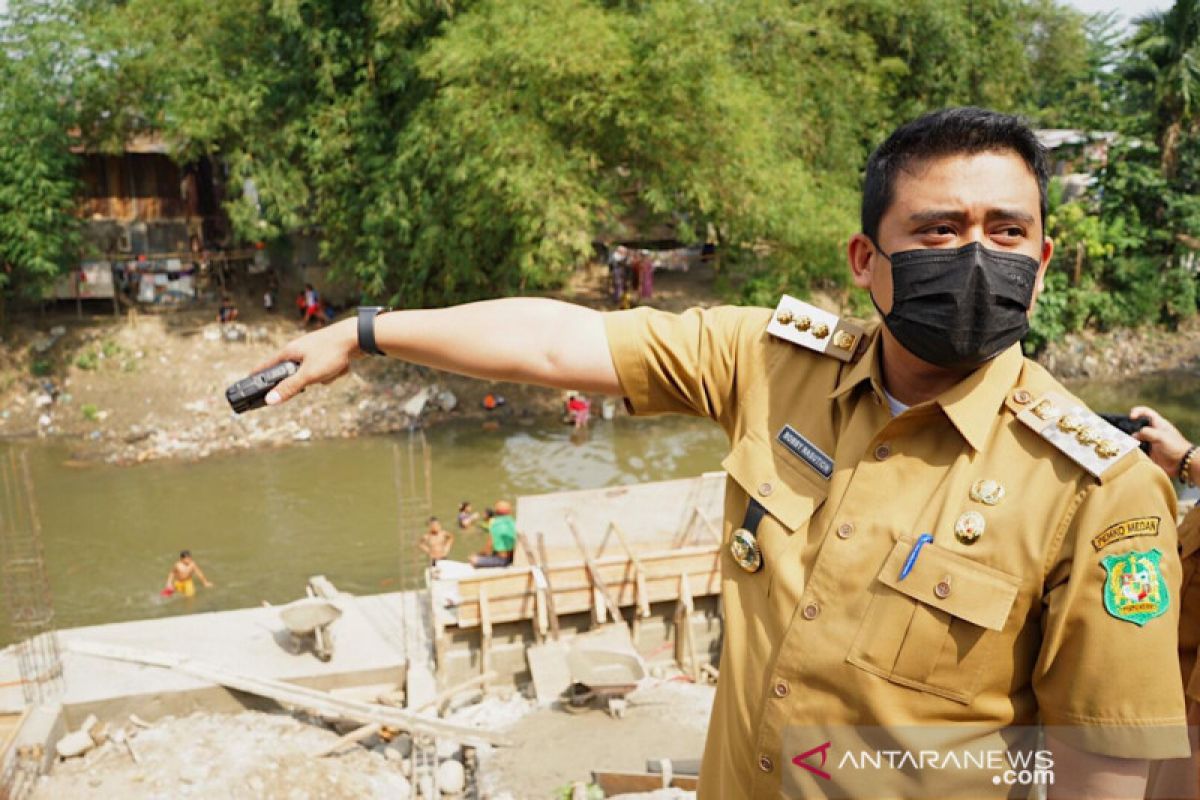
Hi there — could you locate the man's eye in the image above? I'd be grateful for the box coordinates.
[997,226,1024,238]
[926,225,955,236]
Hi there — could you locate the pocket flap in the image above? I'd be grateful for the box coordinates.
[721,433,830,531]
[877,537,1021,632]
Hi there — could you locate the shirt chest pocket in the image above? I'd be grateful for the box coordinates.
[720,433,830,592]
[846,537,1022,705]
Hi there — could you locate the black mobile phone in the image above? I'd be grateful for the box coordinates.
[1098,413,1151,454]
[225,361,299,414]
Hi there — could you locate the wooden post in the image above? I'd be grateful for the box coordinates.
[608,522,651,641]
[478,586,493,689]
[675,573,698,681]
[520,532,560,641]
[533,585,548,642]
[429,580,447,685]
[592,587,608,626]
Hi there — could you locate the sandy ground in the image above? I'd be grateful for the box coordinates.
[473,680,714,799]
[31,711,414,800]
[28,679,713,799]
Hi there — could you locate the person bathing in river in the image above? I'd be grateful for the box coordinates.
[164,550,213,598]
[469,500,515,567]
[457,501,480,531]
[418,516,454,566]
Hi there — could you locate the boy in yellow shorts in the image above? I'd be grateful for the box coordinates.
[164,550,213,597]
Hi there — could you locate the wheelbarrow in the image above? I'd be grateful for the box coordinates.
[560,637,648,718]
[279,596,342,661]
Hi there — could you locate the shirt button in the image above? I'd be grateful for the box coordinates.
[758,755,774,772]
[836,522,854,539]
[773,680,790,698]
[758,482,773,497]
[802,602,820,620]
[935,581,952,599]
[1012,388,1033,405]
[874,443,891,461]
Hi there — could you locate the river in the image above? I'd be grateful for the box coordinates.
[1,370,1197,645]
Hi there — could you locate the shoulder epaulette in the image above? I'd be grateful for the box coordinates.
[767,295,866,363]
[1014,390,1139,480]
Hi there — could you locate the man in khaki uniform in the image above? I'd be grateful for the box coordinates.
[256,108,1190,797]
[1125,406,1200,798]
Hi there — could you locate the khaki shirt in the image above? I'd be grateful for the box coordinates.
[604,305,1189,799]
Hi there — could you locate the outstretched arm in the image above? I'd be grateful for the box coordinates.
[253,299,621,406]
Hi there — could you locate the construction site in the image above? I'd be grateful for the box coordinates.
[0,432,725,799]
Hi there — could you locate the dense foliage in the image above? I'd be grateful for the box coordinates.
[1,0,1198,342]
[0,1,82,312]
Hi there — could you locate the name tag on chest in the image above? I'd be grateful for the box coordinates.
[776,424,833,479]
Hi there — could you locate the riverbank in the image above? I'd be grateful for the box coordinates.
[2,263,1198,466]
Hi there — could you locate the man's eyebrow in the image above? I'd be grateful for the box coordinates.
[906,208,1036,225]
[984,208,1036,225]
[908,209,968,225]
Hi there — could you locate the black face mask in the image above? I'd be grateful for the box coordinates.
[870,241,1040,372]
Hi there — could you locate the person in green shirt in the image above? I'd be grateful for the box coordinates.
[470,499,515,568]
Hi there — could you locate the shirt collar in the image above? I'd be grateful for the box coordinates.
[829,328,1024,453]
[935,344,1024,452]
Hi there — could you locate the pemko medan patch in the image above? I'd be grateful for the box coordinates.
[1091,516,1160,552]
[1101,548,1169,626]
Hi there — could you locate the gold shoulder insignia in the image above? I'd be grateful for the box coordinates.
[767,295,866,363]
[1014,390,1139,480]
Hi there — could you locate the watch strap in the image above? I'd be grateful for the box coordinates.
[357,306,388,356]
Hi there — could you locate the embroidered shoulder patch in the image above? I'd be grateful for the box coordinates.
[1101,548,1169,626]
[1091,516,1160,552]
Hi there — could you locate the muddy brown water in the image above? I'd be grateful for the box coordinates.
[1,370,1197,646]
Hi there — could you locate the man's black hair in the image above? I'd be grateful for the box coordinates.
[180,550,191,559]
[861,107,1049,241]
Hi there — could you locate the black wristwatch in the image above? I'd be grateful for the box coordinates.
[357,306,389,356]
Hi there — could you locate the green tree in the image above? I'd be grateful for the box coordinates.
[0,0,82,316]
[1122,0,1200,176]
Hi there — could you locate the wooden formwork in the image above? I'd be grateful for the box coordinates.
[436,537,722,683]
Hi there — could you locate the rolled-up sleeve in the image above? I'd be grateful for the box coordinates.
[603,305,772,433]
[1033,458,1191,759]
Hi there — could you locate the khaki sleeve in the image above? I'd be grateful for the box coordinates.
[1033,458,1190,759]
[1177,505,1200,700]
[602,305,772,432]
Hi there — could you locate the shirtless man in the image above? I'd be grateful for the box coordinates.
[165,550,213,598]
[418,517,454,565]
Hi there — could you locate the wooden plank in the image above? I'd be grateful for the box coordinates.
[591,771,699,793]
[479,586,493,687]
[312,722,382,758]
[413,671,497,715]
[610,523,651,619]
[676,573,699,681]
[536,533,562,640]
[453,547,721,628]
[65,640,510,747]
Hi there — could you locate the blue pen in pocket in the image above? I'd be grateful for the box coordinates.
[899,533,934,581]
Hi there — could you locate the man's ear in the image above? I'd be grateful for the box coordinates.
[1033,236,1054,298]
[848,233,876,290]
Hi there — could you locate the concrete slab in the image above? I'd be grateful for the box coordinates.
[0,592,411,725]
[514,473,726,563]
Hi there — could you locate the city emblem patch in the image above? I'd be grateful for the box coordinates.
[1101,548,1169,626]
